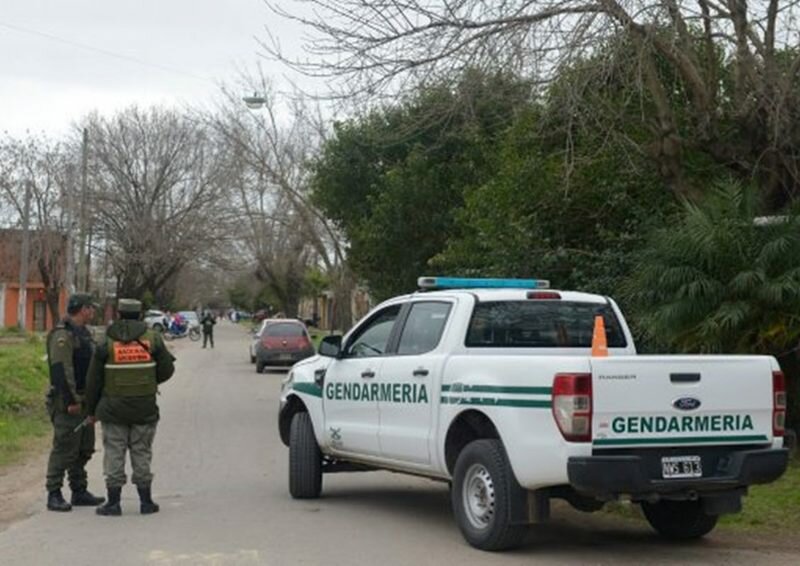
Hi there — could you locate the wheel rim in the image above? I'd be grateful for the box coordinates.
[462,463,495,530]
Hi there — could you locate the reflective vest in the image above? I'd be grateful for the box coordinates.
[104,332,157,397]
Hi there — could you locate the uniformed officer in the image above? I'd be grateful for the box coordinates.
[45,293,105,511]
[85,298,175,516]
[201,310,216,348]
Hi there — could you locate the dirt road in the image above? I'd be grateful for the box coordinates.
[1,322,798,565]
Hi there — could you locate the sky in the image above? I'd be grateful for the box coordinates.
[0,0,308,137]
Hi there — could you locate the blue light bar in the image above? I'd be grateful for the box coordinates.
[418,276,550,290]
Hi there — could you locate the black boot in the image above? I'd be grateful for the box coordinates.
[71,489,105,506]
[137,485,160,514]
[95,487,122,516]
[47,489,72,512]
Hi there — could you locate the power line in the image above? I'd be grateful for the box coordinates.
[0,20,214,84]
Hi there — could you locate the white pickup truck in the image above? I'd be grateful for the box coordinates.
[278,277,790,550]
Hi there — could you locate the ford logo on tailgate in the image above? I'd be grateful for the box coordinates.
[673,397,702,411]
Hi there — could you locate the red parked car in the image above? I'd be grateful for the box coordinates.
[254,319,315,373]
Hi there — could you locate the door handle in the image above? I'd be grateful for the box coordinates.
[671,373,700,383]
[412,368,429,377]
[361,370,375,379]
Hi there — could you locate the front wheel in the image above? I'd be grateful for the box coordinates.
[641,500,718,540]
[289,412,322,498]
[189,328,201,341]
[451,439,527,551]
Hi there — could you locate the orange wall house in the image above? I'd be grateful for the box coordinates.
[1,283,67,331]
[0,229,69,332]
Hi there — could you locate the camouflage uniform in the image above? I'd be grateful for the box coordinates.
[86,298,175,516]
[44,293,105,511]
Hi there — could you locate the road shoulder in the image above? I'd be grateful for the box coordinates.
[0,437,49,532]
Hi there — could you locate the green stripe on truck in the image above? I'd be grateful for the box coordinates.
[593,434,769,447]
[293,382,322,398]
[441,396,551,408]
[441,384,552,395]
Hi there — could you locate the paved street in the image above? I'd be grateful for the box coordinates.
[1,322,798,565]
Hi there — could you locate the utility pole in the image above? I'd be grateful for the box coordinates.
[18,181,32,331]
[76,128,89,292]
[63,165,76,294]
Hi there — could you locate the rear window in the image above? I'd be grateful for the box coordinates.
[265,323,306,337]
[465,301,627,348]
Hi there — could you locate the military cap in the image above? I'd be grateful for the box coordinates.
[67,293,100,311]
[117,298,143,314]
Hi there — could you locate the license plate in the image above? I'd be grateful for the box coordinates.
[278,354,293,360]
[661,455,702,479]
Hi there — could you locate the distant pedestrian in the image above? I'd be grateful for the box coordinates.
[201,310,216,348]
[44,293,105,511]
[86,298,176,516]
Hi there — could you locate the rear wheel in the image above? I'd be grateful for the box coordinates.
[255,360,265,374]
[451,439,527,551]
[289,412,322,499]
[641,500,718,540]
[250,354,256,364]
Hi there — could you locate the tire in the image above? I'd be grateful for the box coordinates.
[641,500,718,540]
[255,360,265,374]
[289,412,322,499]
[189,328,201,341]
[250,354,256,364]
[153,323,163,332]
[451,439,527,551]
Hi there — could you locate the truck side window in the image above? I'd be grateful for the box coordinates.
[346,305,402,358]
[397,302,452,355]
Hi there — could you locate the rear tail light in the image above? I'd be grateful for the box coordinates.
[773,370,786,437]
[552,373,592,442]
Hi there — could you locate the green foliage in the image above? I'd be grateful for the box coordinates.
[141,290,155,310]
[227,279,254,311]
[625,181,800,354]
[303,268,329,298]
[0,334,50,466]
[433,102,674,300]
[312,70,532,300]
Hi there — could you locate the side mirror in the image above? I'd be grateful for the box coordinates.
[318,335,342,358]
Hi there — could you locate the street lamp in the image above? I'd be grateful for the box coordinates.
[242,93,267,110]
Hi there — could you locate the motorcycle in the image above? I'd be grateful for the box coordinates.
[163,321,201,342]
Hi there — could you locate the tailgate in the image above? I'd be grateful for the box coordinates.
[591,356,773,450]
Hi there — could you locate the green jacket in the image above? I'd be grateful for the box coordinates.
[86,319,175,425]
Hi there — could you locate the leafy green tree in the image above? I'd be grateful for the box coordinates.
[311,70,531,300]
[433,98,674,299]
[625,182,800,427]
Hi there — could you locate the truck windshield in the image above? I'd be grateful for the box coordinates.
[465,301,627,348]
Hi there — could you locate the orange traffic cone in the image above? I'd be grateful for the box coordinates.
[591,315,608,357]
